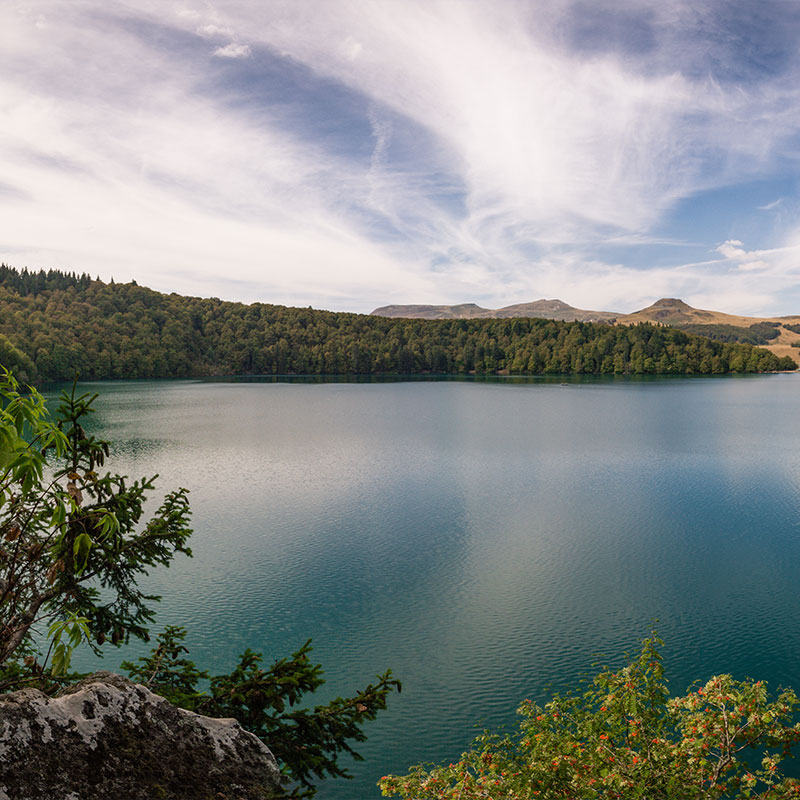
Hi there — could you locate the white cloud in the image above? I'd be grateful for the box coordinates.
[715,241,775,274]
[0,4,435,309]
[737,260,769,272]
[213,42,251,59]
[3,0,800,314]
[175,0,800,314]
[716,240,747,259]
[196,24,234,39]
[341,37,363,62]
[226,0,798,238]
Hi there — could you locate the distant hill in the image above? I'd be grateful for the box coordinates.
[372,299,619,323]
[0,265,794,381]
[373,296,800,361]
[618,297,712,325]
[617,298,800,360]
[492,300,618,322]
[616,297,793,326]
[370,303,492,319]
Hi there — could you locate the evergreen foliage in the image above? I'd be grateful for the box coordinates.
[0,265,794,381]
[676,323,781,346]
[123,627,400,798]
[0,371,192,677]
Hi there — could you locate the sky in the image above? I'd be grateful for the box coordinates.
[3,1,800,315]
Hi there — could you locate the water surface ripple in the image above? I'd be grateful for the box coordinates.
[56,374,800,799]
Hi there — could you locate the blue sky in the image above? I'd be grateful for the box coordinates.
[3,1,800,315]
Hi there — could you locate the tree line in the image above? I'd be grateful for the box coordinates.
[675,321,781,345]
[0,265,794,383]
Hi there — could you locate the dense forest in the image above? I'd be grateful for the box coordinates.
[675,321,781,345]
[0,265,795,382]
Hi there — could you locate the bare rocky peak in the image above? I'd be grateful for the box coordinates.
[624,298,715,323]
[370,303,490,319]
[492,300,619,322]
[370,299,619,322]
[649,298,694,309]
[369,296,789,328]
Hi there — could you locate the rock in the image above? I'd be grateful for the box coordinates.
[0,671,283,799]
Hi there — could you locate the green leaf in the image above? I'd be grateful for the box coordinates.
[73,532,93,572]
[50,501,66,529]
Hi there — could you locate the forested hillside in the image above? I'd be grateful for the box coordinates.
[675,321,782,345]
[0,265,794,382]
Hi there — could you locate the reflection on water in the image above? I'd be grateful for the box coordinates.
[47,374,800,799]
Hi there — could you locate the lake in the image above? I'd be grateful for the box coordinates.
[53,374,800,799]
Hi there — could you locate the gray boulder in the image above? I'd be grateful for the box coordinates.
[0,671,283,799]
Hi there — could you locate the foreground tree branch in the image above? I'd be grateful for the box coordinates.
[0,369,192,672]
[0,369,400,798]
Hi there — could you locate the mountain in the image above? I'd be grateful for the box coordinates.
[618,297,711,324]
[371,299,619,322]
[617,298,800,360]
[369,303,491,319]
[618,297,769,326]
[491,300,618,322]
[372,296,800,361]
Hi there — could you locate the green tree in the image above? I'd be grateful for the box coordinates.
[380,634,800,800]
[124,627,400,798]
[0,370,192,675]
[0,369,400,798]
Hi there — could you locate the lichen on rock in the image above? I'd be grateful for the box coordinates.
[0,671,282,800]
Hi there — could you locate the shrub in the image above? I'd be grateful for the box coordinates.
[380,635,800,799]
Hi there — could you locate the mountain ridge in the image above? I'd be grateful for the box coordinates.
[372,298,619,323]
[371,296,800,324]
[371,297,800,360]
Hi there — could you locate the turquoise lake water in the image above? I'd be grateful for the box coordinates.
[51,374,800,799]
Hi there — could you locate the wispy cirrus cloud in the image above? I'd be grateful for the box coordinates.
[213,42,251,59]
[3,0,800,313]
